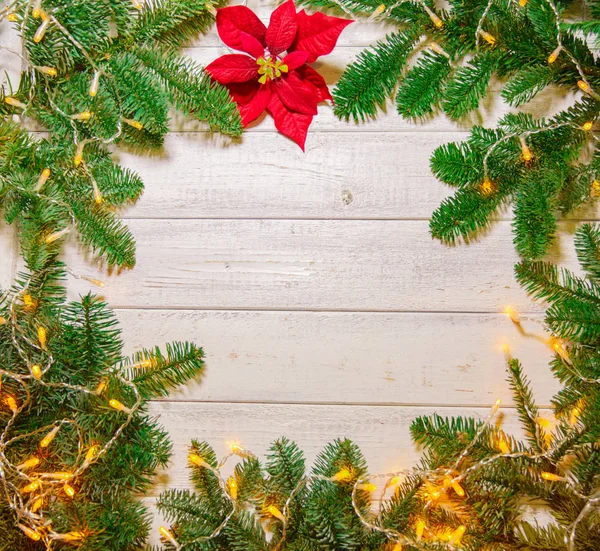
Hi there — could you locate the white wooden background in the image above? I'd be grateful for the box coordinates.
[1,3,596,543]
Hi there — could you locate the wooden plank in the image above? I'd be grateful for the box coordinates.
[62,219,579,312]
[117,309,559,407]
[146,402,544,496]
[114,131,600,220]
[0,225,15,290]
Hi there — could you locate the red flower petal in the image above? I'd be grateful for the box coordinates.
[265,0,298,55]
[216,6,267,57]
[267,92,313,150]
[206,54,258,84]
[227,80,261,105]
[239,83,272,126]
[292,10,352,62]
[296,65,332,102]
[275,72,318,115]
[283,51,310,71]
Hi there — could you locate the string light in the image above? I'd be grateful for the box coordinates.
[74,141,85,166]
[50,532,85,542]
[33,17,50,43]
[491,398,502,415]
[37,66,57,77]
[38,326,47,349]
[23,293,36,309]
[32,0,43,18]
[95,379,108,394]
[230,441,251,458]
[548,45,562,63]
[122,117,144,130]
[0,316,6,325]
[40,426,60,448]
[132,0,144,9]
[84,445,101,466]
[583,121,593,131]
[35,168,51,192]
[159,526,181,549]
[578,80,592,93]
[7,13,18,22]
[4,96,27,110]
[423,5,443,28]
[480,177,494,196]
[92,178,103,205]
[519,136,533,161]
[227,476,238,500]
[30,364,43,380]
[109,399,133,415]
[449,525,466,545]
[42,471,72,480]
[45,227,71,244]
[5,396,18,413]
[31,498,44,513]
[447,477,465,497]
[22,479,42,493]
[541,471,566,482]
[367,4,386,20]
[478,29,496,45]
[71,111,93,121]
[189,453,209,469]
[331,467,352,482]
[19,524,41,541]
[356,482,377,492]
[63,483,76,497]
[497,435,511,454]
[415,519,426,541]
[519,0,527,6]
[592,180,600,197]
[429,41,450,58]
[89,70,101,97]
[266,504,286,522]
[17,457,40,471]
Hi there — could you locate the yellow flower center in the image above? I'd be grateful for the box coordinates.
[256,57,288,84]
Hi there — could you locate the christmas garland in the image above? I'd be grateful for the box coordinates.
[157,225,600,550]
[298,0,600,259]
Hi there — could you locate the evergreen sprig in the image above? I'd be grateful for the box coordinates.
[1,0,241,271]
[299,0,600,259]
[0,259,205,549]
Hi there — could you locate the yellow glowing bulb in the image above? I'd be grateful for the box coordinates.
[189,453,209,469]
[267,504,286,522]
[19,524,41,541]
[583,121,593,131]
[503,305,520,323]
[64,483,76,497]
[548,45,562,64]
[5,396,18,413]
[498,437,511,454]
[30,364,42,380]
[449,478,465,497]
[45,227,71,244]
[520,137,533,161]
[541,471,565,482]
[7,13,18,22]
[91,179,103,205]
[429,41,450,58]
[23,293,36,309]
[227,477,238,500]
[32,0,42,17]
[519,0,527,5]
[578,80,591,93]
[415,519,425,541]
[569,404,583,426]
[131,358,155,369]
[392,544,403,551]
[71,111,93,121]
[33,18,50,43]
[122,117,144,130]
[356,483,377,492]
[592,180,600,197]
[43,471,72,480]
[89,70,101,97]
[50,532,86,542]
[480,177,494,196]
[31,497,44,513]
[17,457,41,471]
[491,398,502,415]
[230,442,250,457]
[422,5,443,27]
[5,96,26,109]
[40,425,60,448]
[22,479,42,493]
[388,475,401,487]
[331,468,352,482]
[38,326,47,349]
[74,142,85,167]
[368,3,386,20]
[0,316,6,325]
[478,30,496,45]
[35,167,51,192]
[109,399,132,415]
[96,379,108,394]
[85,444,101,463]
[159,526,179,547]
[536,417,552,429]
[450,525,466,545]
[38,66,57,77]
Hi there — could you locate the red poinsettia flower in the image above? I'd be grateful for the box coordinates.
[206,0,352,150]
